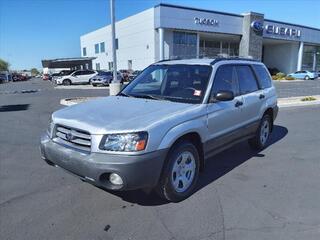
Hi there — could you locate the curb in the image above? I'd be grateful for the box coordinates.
[60,95,320,108]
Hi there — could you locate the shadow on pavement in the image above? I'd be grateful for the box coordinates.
[0,104,30,112]
[108,125,288,206]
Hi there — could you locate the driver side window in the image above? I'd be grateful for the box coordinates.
[211,65,238,97]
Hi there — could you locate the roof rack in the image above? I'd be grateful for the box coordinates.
[210,57,260,65]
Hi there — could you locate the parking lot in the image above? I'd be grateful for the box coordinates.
[1,79,320,240]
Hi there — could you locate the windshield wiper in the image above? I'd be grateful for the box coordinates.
[117,92,132,97]
[133,94,164,101]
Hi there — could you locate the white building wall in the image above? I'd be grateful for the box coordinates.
[80,8,155,71]
[263,42,299,74]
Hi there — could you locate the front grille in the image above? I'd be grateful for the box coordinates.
[54,125,91,151]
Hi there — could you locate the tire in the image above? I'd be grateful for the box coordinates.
[304,75,310,80]
[156,141,200,202]
[249,114,272,150]
[62,79,71,86]
[92,84,97,87]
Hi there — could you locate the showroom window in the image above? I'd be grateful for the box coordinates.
[95,43,99,54]
[82,47,87,56]
[172,31,197,59]
[100,42,105,53]
[96,63,100,70]
[108,62,113,70]
[116,38,119,50]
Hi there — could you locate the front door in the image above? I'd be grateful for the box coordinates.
[206,64,245,153]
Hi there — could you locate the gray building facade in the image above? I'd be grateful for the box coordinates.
[81,3,320,74]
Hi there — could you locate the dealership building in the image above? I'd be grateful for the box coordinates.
[80,3,320,74]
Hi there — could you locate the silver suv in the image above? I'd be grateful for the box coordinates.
[40,58,278,202]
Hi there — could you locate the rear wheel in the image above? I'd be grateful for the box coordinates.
[249,114,271,150]
[92,84,97,87]
[62,79,71,86]
[156,141,200,202]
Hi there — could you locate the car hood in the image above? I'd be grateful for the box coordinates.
[52,96,198,134]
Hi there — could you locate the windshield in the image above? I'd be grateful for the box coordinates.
[121,64,212,104]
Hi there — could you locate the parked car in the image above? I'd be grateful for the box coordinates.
[40,58,278,202]
[90,71,121,86]
[310,70,320,78]
[55,70,97,85]
[12,73,27,81]
[119,69,132,81]
[51,70,74,82]
[42,74,51,81]
[288,70,317,80]
[0,73,6,83]
[128,70,142,81]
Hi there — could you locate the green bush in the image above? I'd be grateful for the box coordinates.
[301,96,317,101]
[285,76,295,80]
[276,72,286,78]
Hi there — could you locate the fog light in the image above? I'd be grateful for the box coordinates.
[109,173,123,185]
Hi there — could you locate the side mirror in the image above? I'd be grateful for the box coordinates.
[211,90,234,102]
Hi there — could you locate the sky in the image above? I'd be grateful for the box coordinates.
[0,0,319,70]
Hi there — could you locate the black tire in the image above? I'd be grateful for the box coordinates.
[92,84,97,87]
[62,79,71,86]
[249,114,272,150]
[156,141,200,202]
[304,75,310,80]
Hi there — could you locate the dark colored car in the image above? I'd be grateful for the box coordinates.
[128,70,142,81]
[12,73,27,81]
[90,71,121,86]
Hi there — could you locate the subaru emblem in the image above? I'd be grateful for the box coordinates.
[66,133,73,141]
[251,21,264,33]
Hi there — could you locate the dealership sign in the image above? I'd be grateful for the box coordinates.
[194,17,219,26]
[251,21,301,38]
[265,24,301,38]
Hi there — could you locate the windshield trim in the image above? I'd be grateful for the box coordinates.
[118,64,213,104]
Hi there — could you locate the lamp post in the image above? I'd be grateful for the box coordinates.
[109,0,121,95]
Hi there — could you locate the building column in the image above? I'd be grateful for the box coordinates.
[312,51,317,71]
[159,28,164,61]
[297,41,304,71]
[196,33,200,58]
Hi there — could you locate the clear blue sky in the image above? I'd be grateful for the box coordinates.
[0,0,319,70]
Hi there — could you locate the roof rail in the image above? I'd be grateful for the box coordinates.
[210,57,260,65]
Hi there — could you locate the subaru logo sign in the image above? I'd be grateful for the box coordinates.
[251,21,264,33]
[66,132,74,141]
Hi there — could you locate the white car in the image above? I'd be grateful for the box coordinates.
[56,70,97,85]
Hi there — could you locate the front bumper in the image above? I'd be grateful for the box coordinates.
[40,134,167,190]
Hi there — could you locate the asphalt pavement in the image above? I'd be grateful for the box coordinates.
[1,79,320,240]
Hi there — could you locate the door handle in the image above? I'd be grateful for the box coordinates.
[235,101,243,107]
[259,94,265,99]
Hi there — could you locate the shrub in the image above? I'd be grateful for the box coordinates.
[301,96,317,101]
[276,72,286,79]
[272,75,278,80]
[285,76,295,80]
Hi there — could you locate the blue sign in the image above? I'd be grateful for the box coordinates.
[251,21,264,33]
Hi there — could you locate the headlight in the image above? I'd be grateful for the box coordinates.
[100,132,148,152]
[47,117,54,138]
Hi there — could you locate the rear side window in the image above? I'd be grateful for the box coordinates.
[252,65,272,89]
[211,65,238,95]
[236,65,258,94]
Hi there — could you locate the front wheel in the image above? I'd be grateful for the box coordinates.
[304,75,310,80]
[62,79,71,86]
[156,141,200,202]
[249,114,271,150]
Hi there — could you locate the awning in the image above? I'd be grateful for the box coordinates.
[41,57,96,69]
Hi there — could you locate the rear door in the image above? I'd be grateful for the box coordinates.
[71,71,84,83]
[82,70,96,83]
[206,64,245,152]
[235,65,263,127]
